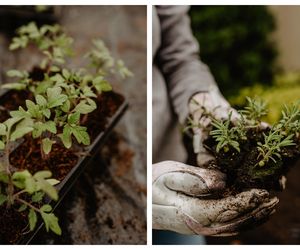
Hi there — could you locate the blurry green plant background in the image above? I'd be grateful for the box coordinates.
[189,6,300,124]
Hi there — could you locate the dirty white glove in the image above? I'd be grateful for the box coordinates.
[152,161,279,236]
[188,88,239,166]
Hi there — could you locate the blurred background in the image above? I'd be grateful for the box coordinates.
[190,5,300,244]
[0,6,146,244]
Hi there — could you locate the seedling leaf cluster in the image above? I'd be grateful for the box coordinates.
[187,97,300,191]
[0,22,131,239]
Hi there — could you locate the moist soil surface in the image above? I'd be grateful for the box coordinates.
[202,127,300,196]
[0,90,124,244]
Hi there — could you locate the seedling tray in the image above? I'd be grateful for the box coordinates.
[6,94,128,245]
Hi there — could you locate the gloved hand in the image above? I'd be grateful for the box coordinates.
[152,161,279,236]
[188,87,239,166]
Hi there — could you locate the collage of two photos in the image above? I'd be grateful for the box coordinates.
[0,4,299,246]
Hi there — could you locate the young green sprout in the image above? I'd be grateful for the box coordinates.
[257,130,295,167]
[0,118,61,235]
[210,112,240,153]
[242,97,268,126]
[275,102,300,137]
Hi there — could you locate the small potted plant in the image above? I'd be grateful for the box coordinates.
[185,97,300,195]
[0,21,131,244]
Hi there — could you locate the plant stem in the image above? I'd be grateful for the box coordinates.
[16,198,40,213]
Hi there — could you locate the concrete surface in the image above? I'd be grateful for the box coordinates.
[0,6,146,244]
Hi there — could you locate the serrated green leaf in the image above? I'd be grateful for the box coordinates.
[32,191,44,203]
[47,87,67,108]
[26,100,39,117]
[41,212,61,235]
[71,126,90,145]
[28,209,37,231]
[74,101,96,114]
[68,112,80,125]
[36,178,58,201]
[10,107,30,119]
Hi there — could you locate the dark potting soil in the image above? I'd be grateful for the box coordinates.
[0,205,28,244]
[0,90,124,244]
[202,127,300,194]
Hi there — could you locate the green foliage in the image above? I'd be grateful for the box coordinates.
[275,102,300,137]
[0,170,61,235]
[242,97,268,125]
[257,131,295,167]
[189,6,278,97]
[9,22,73,68]
[85,39,133,79]
[210,112,240,153]
[0,22,132,238]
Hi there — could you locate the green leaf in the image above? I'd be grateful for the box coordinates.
[0,141,5,150]
[31,192,44,203]
[71,126,90,145]
[42,138,55,155]
[46,179,60,186]
[28,209,37,231]
[41,204,52,212]
[41,212,61,235]
[18,204,27,212]
[4,117,23,131]
[33,170,52,179]
[2,83,26,90]
[61,99,71,112]
[26,100,39,117]
[36,95,47,106]
[68,112,80,125]
[44,121,57,134]
[62,68,70,79]
[42,109,51,119]
[6,69,25,78]
[12,170,32,189]
[0,124,6,135]
[10,125,33,141]
[100,81,112,92]
[74,100,96,114]
[47,87,68,108]
[25,175,36,193]
[59,125,72,148]
[0,194,7,206]
[10,107,30,119]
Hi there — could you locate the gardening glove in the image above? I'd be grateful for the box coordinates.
[188,87,239,166]
[153,161,279,236]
